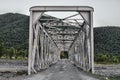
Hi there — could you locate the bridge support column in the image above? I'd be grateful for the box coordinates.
[90,11,94,73]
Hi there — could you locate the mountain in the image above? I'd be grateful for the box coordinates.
[0,13,29,50]
[94,26,120,55]
[0,13,120,56]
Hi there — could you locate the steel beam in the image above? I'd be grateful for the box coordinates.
[30,6,94,11]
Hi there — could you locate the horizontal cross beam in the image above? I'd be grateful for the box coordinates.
[30,6,94,11]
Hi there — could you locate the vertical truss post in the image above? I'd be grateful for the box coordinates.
[28,11,33,75]
[79,11,94,73]
[90,11,94,74]
[46,36,49,67]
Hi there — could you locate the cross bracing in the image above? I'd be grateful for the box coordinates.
[28,6,94,75]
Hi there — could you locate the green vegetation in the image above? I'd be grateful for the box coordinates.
[94,53,119,64]
[0,13,55,59]
[0,13,29,59]
[108,76,120,80]
[0,13,120,63]
[0,13,29,49]
[0,43,5,58]
[94,27,120,64]
[96,76,120,80]
[0,43,27,59]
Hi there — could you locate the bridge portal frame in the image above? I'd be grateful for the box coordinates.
[28,6,94,75]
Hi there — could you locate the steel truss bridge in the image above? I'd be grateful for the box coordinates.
[28,6,94,75]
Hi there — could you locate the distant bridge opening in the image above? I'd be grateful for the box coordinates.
[60,51,69,59]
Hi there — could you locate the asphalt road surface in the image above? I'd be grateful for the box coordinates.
[25,59,99,80]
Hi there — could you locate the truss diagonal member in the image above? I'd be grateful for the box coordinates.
[62,13,79,20]
[68,22,85,51]
[37,21,59,48]
[61,13,83,26]
[74,19,83,28]
[79,12,90,26]
[32,12,44,25]
[42,19,60,26]
[61,20,81,28]
[43,13,81,27]
[41,15,61,27]
[28,11,44,75]
[60,14,82,27]
[31,24,40,73]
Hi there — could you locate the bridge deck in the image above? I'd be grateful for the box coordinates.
[25,60,98,80]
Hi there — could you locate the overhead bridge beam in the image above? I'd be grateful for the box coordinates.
[30,6,94,11]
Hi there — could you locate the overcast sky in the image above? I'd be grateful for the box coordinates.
[0,0,120,27]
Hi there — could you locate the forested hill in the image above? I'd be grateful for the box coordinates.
[94,26,120,55]
[0,13,120,56]
[0,13,29,50]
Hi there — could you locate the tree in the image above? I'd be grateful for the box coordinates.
[7,47,15,59]
[0,43,5,58]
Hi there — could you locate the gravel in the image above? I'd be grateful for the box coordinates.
[94,64,120,76]
[0,59,28,80]
[0,59,120,80]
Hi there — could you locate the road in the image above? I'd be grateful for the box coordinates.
[25,59,99,80]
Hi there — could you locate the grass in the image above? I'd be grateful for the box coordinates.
[1,56,27,60]
[73,62,120,80]
[107,76,120,80]
[92,74,120,80]
[16,71,27,76]
[94,62,120,65]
